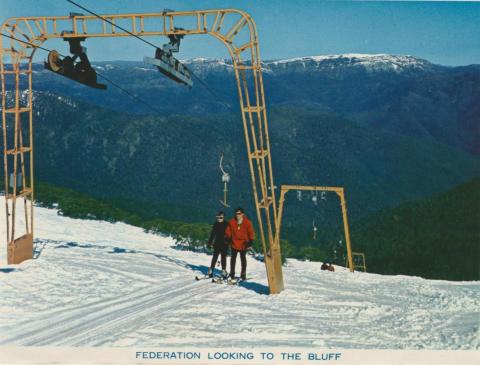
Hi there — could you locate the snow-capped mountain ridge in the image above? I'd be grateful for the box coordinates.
[182,53,434,72]
[29,53,437,75]
[169,53,436,76]
[266,53,433,71]
[269,53,425,64]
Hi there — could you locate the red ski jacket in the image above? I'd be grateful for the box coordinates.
[225,216,255,251]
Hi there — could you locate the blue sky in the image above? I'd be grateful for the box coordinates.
[0,1,479,65]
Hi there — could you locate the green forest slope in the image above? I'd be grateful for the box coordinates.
[1,179,478,280]
[350,178,480,281]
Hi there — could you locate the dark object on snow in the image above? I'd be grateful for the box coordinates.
[321,262,335,272]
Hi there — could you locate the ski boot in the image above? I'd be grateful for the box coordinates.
[207,268,213,278]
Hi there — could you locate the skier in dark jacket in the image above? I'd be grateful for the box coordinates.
[207,211,229,278]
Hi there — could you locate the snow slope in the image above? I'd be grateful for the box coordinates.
[0,197,478,349]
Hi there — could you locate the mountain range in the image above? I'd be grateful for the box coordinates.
[24,53,480,154]
[2,54,479,236]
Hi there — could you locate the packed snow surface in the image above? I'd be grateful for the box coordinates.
[0,197,478,349]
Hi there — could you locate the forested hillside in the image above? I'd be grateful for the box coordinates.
[349,178,480,281]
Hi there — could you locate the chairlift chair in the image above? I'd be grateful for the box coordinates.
[143,29,193,87]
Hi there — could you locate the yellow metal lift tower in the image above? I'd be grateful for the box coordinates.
[276,185,355,272]
[1,9,284,293]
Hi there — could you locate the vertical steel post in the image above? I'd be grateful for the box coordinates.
[1,26,34,265]
[338,189,354,272]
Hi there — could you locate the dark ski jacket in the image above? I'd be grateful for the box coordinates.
[208,221,229,248]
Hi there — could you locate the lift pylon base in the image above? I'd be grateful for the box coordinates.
[7,233,33,265]
[265,248,284,293]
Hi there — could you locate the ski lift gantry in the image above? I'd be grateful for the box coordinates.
[1,9,284,293]
[276,185,355,272]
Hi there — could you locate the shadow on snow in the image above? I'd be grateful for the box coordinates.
[31,238,270,295]
[187,263,269,295]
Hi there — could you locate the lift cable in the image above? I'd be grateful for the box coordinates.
[65,0,233,111]
[1,32,163,115]
[95,73,163,115]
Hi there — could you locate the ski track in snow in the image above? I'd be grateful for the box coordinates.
[0,197,479,349]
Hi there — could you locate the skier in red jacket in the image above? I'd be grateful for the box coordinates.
[225,207,255,280]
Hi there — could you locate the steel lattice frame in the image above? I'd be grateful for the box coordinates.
[277,185,355,272]
[0,9,284,293]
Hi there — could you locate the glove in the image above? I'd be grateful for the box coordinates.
[246,240,253,249]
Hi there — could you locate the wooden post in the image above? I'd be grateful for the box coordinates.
[337,189,354,272]
[1,37,34,264]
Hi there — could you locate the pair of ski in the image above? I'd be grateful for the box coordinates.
[194,274,247,285]
[212,276,246,285]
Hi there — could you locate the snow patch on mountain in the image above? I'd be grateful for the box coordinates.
[182,57,235,73]
[0,90,78,111]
